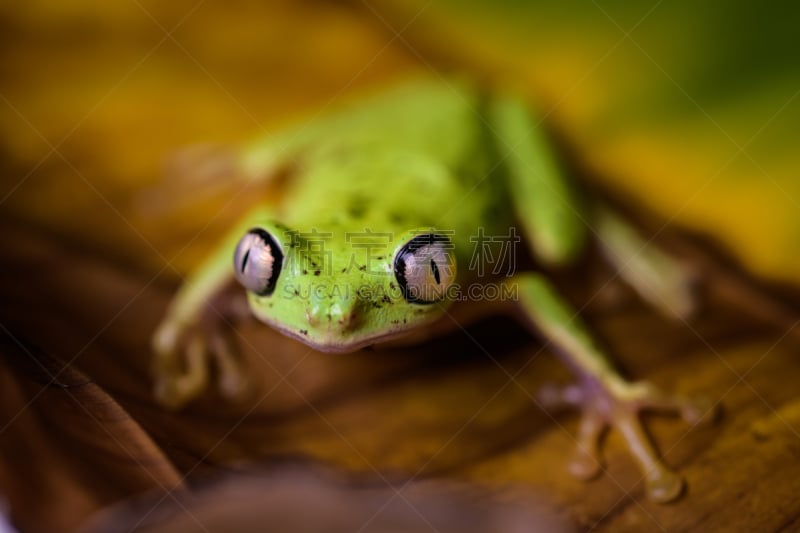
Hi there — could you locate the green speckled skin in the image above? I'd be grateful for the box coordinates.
[240,80,514,351]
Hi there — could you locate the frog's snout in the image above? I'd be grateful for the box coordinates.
[305,299,362,331]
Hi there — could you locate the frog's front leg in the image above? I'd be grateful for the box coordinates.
[508,273,712,502]
[152,277,248,410]
[151,212,266,409]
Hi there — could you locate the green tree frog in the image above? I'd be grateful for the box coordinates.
[152,78,709,503]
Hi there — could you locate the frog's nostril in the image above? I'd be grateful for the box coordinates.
[305,308,319,327]
[336,309,359,330]
[328,301,359,330]
[306,301,360,330]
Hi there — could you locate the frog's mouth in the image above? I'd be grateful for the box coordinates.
[266,318,433,354]
[273,323,413,354]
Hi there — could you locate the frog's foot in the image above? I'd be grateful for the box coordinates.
[165,143,240,187]
[134,144,241,217]
[537,379,716,503]
[151,321,249,410]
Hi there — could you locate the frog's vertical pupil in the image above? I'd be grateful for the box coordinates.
[235,228,284,297]
[241,249,251,274]
[394,233,453,304]
[430,258,440,284]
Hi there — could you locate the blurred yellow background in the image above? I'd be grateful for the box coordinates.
[1,0,798,281]
[2,3,800,531]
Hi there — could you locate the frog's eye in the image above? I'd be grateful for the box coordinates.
[393,233,455,304]
[234,228,284,296]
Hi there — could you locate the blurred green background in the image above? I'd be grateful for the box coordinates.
[430,0,800,283]
[1,0,798,280]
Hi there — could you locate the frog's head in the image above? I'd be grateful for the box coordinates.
[232,223,457,353]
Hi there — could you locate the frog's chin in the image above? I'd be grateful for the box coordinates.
[272,323,414,354]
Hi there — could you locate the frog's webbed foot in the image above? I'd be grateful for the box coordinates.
[151,319,249,410]
[537,379,716,502]
[133,144,245,218]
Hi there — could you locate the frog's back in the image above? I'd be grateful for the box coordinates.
[283,79,505,224]
[313,78,485,167]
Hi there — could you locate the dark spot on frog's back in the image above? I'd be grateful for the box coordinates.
[347,193,369,219]
[483,204,501,221]
[347,204,367,219]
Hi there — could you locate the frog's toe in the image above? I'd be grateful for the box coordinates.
[625,383,718,426]
[644,466,684,503]
[613,407,687,503]
[209,333,250,401]
[154,375,196,410]
[568,410,605,480]
[151,337,209,410]
[151,322,181,363]
[540,379,715,503]
[153,371,207,410]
